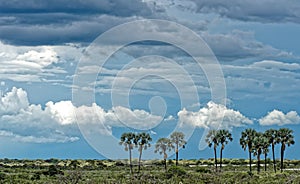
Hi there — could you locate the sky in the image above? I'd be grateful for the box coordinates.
[0,0,300,160]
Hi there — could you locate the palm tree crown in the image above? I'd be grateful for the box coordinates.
[154,138,174,171]
[170,131,187,166]
[135,132,152,173]
[240,128,257,172]
[276,128,295,172]
[206,129,219,172]
[217,129,233,171]
[264,129,278,172]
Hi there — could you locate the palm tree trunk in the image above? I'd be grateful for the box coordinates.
[257,150,261,173]
[280,144,285,173]
[249,150,252,173]
[264,153,267,171]
[164,152,167,171]
[176,143,179,166]
[129,148,133,174]
[138,146,143,173]
[272,144,276,173]
[214,146,217,172]
[220,147,223,171]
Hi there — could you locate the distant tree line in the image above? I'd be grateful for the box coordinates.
[119,128,295,174]
[119,131,186,174]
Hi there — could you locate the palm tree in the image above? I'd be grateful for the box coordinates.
[134,132,152,173]
[262,133,270,172]
[154,138,174,171]
[264,129,278,172]
[206,129,219,172]
[217,129,233,171]
[276,128,295,172]
[170,131,187,166]
[252,132,269,173]
[240,128,257,173]
[119,132,136,174]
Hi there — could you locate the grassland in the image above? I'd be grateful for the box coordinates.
[0,158,300,183]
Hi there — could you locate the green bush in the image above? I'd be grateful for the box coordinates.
[166,166,187,179]
[195,167,211,173]
[43,165,63,176]
[0,172,6,180]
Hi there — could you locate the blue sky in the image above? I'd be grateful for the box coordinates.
[0,0,300,160]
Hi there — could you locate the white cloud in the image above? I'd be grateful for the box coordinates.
[251,60,300,71]
[178,101,252,129]
[259,110,300,126]
[0,87,165,143]
[164,115,175,121]
[45,101,75,125]
[0,87,29,114]
[0,41,82,82]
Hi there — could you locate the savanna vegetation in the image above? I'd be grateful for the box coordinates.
[0,128,297,183]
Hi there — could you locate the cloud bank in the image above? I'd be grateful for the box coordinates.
[0,87,164,143]
[259,110,300,126]
[178,101,252,130]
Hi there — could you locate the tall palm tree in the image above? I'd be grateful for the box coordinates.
[276,128,295,172]
[252,132,269,173]
[262,133,270,172]
[240,128,257,173]
[170,131,187,166]
[217,129,233,171]
[154,138,174,171]
[119,132,136,174]
[134,132,152,173]
[206,129,219,172]
[264,129,278,172]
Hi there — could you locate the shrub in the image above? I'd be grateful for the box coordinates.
[195,167,211,173]
[43,165,63,176]
[31,173,41,180]
[166,166,187,179]
[168,159,174,165]
[115,161,125,166]
[0,172,6,180]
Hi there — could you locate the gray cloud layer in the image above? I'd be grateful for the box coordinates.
[0,0,152,16]
[188,0,300,23]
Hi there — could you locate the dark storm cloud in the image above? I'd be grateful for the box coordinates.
[0,15,134,45]
[188,0,300,23]
[0,0,152,17]
[0,0,162,45]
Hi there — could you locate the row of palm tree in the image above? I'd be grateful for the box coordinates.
[206,128,295,173]
[155,132,187,170]
[119,132,152,174]
[240,128,295,173]
[119,131,187,173]
[120,128,294,174]
[205,129,233,172]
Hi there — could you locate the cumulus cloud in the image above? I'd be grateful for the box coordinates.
[0,87,165,143]
[0,87,29,114]
[178,101,252,129]
[259,110,300,126]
